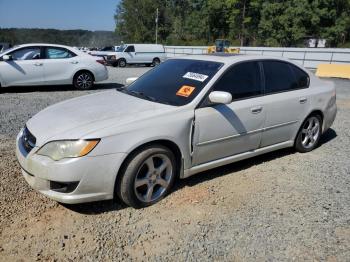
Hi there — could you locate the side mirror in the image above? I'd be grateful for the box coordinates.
[126,77,138,85]
[208,91,232,105]
[2,54,12,61]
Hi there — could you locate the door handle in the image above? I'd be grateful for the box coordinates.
[70,61,79,64]
[34,62,43,66]
[299,97,308,104]
[251,106,263,114]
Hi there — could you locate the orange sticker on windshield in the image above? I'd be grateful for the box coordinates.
[176,85,195,97]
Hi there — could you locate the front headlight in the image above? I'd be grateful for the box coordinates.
[37,140,100,161]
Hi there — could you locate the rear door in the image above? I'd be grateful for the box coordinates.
[42,46,79,85]
[192,61,266,165]
[260,60,311,147]
[0,46,44,86]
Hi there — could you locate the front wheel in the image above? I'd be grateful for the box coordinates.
[295,115,322,153]
[117,145,176,208]
[73,71,94,90]
[118,59,127,67]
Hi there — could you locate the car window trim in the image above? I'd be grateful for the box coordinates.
[197,60,265,109]
[261,59,310,96]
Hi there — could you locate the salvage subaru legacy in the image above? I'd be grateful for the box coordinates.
[16,55,337,208]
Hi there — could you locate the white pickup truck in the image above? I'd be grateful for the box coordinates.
[107,44,166,67]
[89,46,120,59]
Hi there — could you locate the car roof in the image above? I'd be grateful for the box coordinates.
[16,43,72,48]
[172,54,296,65]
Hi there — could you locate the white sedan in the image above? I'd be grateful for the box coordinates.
[16,55,337,208]
[0,43,108,90]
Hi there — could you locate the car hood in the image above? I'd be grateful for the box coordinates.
[26,90,174,146]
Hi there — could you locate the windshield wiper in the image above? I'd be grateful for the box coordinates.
[117,87,157,102]
[116,87,173,105]
[129,90,158,102]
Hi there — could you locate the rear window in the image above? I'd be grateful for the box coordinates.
[123,59,223,106]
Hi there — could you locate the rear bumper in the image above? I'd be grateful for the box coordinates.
[16,132,126,204]
[323,97,337,133]
[94,67,108,82]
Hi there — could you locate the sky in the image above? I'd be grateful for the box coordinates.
[0,0,119,31]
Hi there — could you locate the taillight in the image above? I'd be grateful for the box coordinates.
[96,59,106,65]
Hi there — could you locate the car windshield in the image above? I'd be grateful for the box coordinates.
[0,46,15,56]
[116,45,125,52]
[119,59,223,106]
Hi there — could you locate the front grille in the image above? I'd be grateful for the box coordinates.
[21,126,36,154]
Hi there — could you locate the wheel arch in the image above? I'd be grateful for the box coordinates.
[113,139,184,198]
[72,69,95,83]
[294,109,324,144]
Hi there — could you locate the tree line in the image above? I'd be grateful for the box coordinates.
[115,0,350,47]
[0,28,120,47]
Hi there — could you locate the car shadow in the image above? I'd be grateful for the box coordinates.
[0,83,124,93]
[319,128,337,146]
[61,199,128,214]
[61,128,337,215]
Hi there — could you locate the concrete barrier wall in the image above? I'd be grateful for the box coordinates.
[164,46,350,69]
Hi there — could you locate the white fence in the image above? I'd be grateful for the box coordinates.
[164,46,350,69]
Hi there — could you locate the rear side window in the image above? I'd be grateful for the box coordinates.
[263,61,302,94]
[45,47,76,59]
[212,61,262,100]
[290,64,309,88]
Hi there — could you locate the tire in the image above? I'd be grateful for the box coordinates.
[117,145,176,208]
[118,59,127,67]
[112,61,118,67]
[73,71,94,90]
[151,58,160,67]
[295,114,322,153]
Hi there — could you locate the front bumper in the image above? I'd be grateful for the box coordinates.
[16,132,126,204]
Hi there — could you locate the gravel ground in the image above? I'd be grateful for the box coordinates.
[0,67,349,261]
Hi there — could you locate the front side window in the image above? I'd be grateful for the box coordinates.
[9,47,41,60]
[122,59,223,106]
[212,61,262,100]
[263,61,300,94]
[45,47,75,59]
[124,45,135,52]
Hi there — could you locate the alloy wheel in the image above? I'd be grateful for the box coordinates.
[76,73,93,89]
[134,154,173,203]
[301,116,321,149]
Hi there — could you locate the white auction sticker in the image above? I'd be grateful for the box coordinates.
[183,72,209,82]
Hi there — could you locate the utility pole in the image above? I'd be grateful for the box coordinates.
[155,8,159,44]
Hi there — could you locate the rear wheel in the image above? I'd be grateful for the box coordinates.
[73,71,94,90]
[295,115,322,153]
[117,145,176,208]
[118,59,127,67]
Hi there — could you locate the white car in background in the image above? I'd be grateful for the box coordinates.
[108,44,166,67]
[0,44,108,90]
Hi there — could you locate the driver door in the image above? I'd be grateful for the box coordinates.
[0,46,44,86]
[192,61,266,166]
[124,45,136,63]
